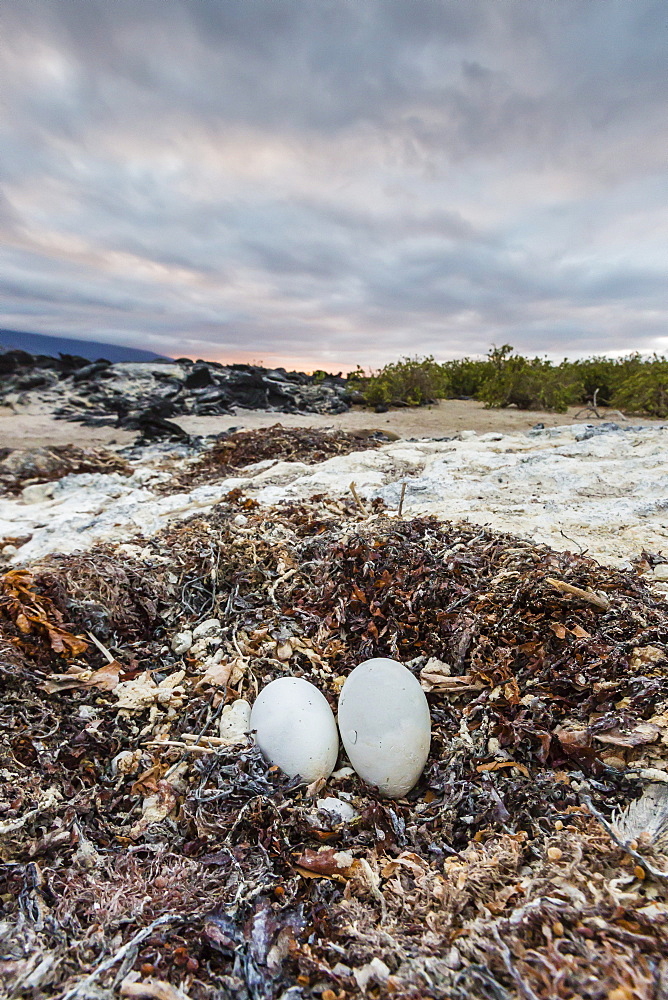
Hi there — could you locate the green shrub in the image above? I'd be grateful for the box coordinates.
[348,347,668,416]
[477,345,578,413]
[611,358,668,418]
[442,356,492,398]
[361,356,449,407]
[560,354,646,406]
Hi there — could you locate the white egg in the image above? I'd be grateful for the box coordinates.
[337,657,431,798]
[250,677,339,783]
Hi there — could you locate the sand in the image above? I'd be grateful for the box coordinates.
[0,399,657,451]
[0,409,136,450]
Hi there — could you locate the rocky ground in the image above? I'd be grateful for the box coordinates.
[1,420,668,573]
[0,349,356,443]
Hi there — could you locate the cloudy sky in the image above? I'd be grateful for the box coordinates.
[1,0,666,370]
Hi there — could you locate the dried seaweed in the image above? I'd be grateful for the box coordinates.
[0,445,131,496]
[157,424,388,495]
[2,495,668,999]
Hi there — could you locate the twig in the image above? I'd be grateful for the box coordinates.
[144,739,215,754]
[86,631,116,663]
[592,387,600,418]
[574,388,628,422]
[558,529,586,556]
[174,733,229,746]
[397,482,407,519]
[545,576,610,611]
[58,913,189,1000]
[224,795,283,844]
[164,690,226,779]
[269,567,297,606]
[574,387,601,420]
[146,731,247,750]
[348,481,369,517]
[581,794,668,881]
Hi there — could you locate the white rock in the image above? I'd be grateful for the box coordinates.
[4,422,668,570]
[171,630,193,655]
[338,657,431,799]
[22,482,55,504]
[250,677,339,783]
[219,699,251,743]
[193,618,222,639]
[316,797,358,823]
[444,947,462,970]
[653,564,668,581]
[1,544,17,557]
[331,765,355,779]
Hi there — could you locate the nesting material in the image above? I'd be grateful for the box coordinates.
[219,699,251,744]
[337,657,431,798]
[5,488,668,999]
[614,782,668,857]
[250,677,339,782]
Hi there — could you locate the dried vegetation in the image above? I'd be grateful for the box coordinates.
[2,491,668,998]
[0,446,132,496]
[157,425,388,495]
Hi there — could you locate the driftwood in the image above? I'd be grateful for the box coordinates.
[546,575,610,610]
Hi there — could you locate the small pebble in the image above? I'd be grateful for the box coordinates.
[653,564,668,581]
[1,544,17,557]
[602,756,626,770]
[219,699,251,743]
[171,630,193,655]
[111,749,143,776]
[547,847,563,861]
[193,618,222,639]
[316,796,358,823]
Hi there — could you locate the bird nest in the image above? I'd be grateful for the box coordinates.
[2,491,668,999]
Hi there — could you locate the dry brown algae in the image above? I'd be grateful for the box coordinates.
[2,483,668,999]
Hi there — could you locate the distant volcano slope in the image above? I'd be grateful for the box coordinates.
[0,328,168,364]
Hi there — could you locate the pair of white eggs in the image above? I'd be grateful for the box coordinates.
[249,657,431,799]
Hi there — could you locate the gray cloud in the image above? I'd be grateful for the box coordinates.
[0,0,666,368]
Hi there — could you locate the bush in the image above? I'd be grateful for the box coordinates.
[359,356,449,407]
[442,356,492,398]
[560,354,645,407]
[349,347,668,417]
[611,357,668,418]
[477,345,578,413]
